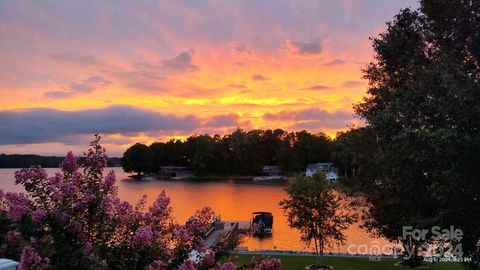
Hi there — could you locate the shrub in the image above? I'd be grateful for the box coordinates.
[0,135,248,270]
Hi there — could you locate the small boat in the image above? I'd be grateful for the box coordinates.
[251,212,273,237]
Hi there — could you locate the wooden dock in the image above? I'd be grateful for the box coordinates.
[204,220,249,247]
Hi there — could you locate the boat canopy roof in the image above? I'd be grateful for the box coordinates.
[252,211,272,215]
[252,212,273,228]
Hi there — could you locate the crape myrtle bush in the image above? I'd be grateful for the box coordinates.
[229,256,281,270]
[0,135,280,270]
[250,256,281,270]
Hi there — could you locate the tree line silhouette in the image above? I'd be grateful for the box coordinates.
[122,128,336,176]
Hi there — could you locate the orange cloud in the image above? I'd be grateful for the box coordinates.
[0,0,418,155]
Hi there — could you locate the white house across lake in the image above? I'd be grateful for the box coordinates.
[305,163,339,181]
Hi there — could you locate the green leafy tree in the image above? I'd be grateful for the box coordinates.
[331,127,378,182]
[280,173,356,268]
[353,0,480,265]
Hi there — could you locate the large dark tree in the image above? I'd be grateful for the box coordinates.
[353,0,480,265]
[185,135,217,175]
[331,127,377,180]
[121,143,154,175]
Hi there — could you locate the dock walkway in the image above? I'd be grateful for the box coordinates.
[204,221,247,247]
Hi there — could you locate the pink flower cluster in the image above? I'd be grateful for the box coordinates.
[14,166,48,185]
[18,246,50,270]
[251,256,282,270]
[0,135,266,270]
[178,260,197,270]
[186,207,216,236]
[220,262,237,270]
[147,259,168,270]
[0,191,30,223]
[134,226,154,247]
[59,151,78,173]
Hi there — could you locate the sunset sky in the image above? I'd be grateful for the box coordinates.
[0,0,418,156]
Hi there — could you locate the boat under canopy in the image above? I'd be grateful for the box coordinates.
[251,212,273,237]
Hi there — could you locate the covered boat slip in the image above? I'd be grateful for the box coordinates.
[251,212,273,237]
[203,212,274,248]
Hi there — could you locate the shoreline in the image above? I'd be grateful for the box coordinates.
[130,174,294,182]
[236,250,398,258]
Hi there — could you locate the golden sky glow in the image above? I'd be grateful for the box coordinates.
[0,0,418,156]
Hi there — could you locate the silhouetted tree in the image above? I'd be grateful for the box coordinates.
[122,143,153,175]
[353,1,480,265]
[122,129,336,177]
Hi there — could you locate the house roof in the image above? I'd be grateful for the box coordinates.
[306,163,334,170]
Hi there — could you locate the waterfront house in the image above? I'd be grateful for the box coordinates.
[253,165,286,181]
[305,163,339,181]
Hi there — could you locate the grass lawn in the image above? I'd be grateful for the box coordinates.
[233,254,470,270]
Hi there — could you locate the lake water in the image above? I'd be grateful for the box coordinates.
[0,167,390,253]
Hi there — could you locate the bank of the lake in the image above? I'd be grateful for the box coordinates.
[0,167,390,253]
[136,175,263,181]
[134,174,293,181]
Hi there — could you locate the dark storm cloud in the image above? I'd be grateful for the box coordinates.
[0,106,200,144]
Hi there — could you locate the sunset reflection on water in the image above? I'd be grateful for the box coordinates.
[0,167,391,253]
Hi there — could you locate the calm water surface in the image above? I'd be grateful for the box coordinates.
[0,167,389,253]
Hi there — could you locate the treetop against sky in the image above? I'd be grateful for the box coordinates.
[0,0,418,156]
